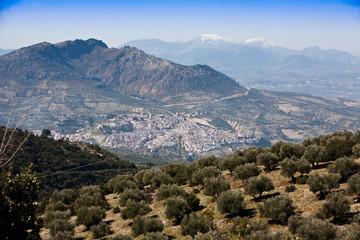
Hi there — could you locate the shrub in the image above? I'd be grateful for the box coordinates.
[197,155,219,168]
[352,143,360,158]
[165,197,190,224]
[317,192,350,221]
[119,188,143,206]
[347,173,360,196]
[121,200,152,219]
[132,216,164,237]
[150,171,173,189]
[256,151,279,171]
[288,215,337,240]
[180,213,207,237]
[203,176,231,197]
[113,206,121,214]
[142,232,169,240]
[284,185,296,193]
[216,190,245,216]
[76,206,106,228]
[156,184,187,200]
[302,145,326,167]
[90,222,112,239]
[233,163,261,180]
[328,157,360,181]
[135,169,155,187]
[160,163,187,185]
[218,155,245,173]
[190,166,221,186]
[307,173,340,198]
[258,195,294,222]
[104,174,136,193]
[244,175,274,199]
[229,217,267,237]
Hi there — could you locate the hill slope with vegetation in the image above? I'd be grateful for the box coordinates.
[37,129,360,240]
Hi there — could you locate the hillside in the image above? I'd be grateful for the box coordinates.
[0,126,137,195]
[1,39,360,157]
[124,35,360,99]
[38,130,360,239]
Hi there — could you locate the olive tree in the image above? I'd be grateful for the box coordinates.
[258,195,294,222]
[216,190,246,216]
[244,175,274,199]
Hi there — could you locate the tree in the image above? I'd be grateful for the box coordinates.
[119,188,143,206]
[328,157,360,181]
[160,163,187,185]
[352,143,360,158]
[256,152,279,171]
[307,173,340,198]
[190,166,221,186]
[302,145,326,167]
[196,155,219,168]
[76,206,106,229]
[347,173,360,196]
[156,184,187,200]
[279,142,305,160]
[142,232,169,240]
[203,176,231,197]
[288,215,337,240]
[218,155,245,173]
[165,196,191,224]
[121,200,152,219]
[41,129,52,138]
[244,175,274,199]
[180,213,208,237]
[317,192,350,222]
[91,222,113,239]
[280,157,311,182]
[132,216,164,237]
[258,195,294,222]
[0,165,41,240]
[233,163,261,180]
[216,190,245,216]
[150,171,173,189]
[44,210,74,239]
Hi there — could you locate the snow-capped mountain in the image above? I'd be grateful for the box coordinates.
[122,34,360,100]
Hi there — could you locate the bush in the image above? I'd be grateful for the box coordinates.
[165,197,190,224]
[132,216,164,237]
[256,151,279,171]
[258,195,294,222]
[218,155,245,173]
[230,217,267,237]
[244,175,274,199]
[233,163,261,180]
[156,184,187,200]
[90,222,112,239]
[104,174,136,193]
[150,171,173,189]
[119,188,143,206]
[317,192,350,221]
[307,173,340,198]
[284,185,296,193]
[288,215,337,240]
[216,190,245,216]
[76,206,106,228]
[203,176,231,197]
[113,206,121,214]
[190,166,221,186]
[180,213,207,237]
[302,145,326,167]
[328,157,360,181]
[160,163,187,185]
[142,232,169,240]
[347,173,360,196]
[121,200,152,219]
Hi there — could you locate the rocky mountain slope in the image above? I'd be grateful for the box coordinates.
[123,35,360,99]
[1,39,360,155]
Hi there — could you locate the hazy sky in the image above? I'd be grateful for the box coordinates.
[0,0,360,55]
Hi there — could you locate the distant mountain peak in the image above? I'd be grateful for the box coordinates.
[198,34,233,43]
[244,37,275,48]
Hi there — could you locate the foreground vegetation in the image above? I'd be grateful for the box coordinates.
[3,129,360,239]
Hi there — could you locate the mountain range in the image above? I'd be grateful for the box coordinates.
[123,34,360,100]
[1,38,360,156]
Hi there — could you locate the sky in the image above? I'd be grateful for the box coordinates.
[0,0,360,56]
